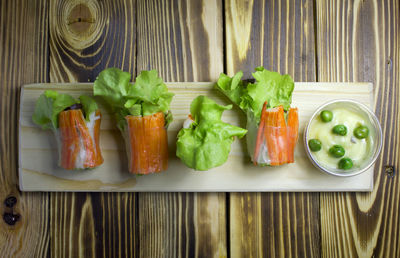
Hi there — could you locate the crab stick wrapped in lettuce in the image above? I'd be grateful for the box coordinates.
[176,96,247,170]
[216,67,299,166]
[32,91,103,170]
[94,68,174,174]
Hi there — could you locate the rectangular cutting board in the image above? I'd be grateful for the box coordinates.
[19,82,375,192]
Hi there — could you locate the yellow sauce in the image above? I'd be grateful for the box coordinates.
[308,108,374,169]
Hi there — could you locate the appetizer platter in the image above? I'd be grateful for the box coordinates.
[18,68,376,192]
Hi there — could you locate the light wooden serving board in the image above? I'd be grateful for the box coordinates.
[19,82,375,192]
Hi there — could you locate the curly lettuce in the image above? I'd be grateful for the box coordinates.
[176,96,247,171]
[216,66,294,123]
[32,90,98,130]
[79,95,99,121]
[94,68,174,130]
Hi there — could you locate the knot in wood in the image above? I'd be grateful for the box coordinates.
[56,1,103,49]
[385,165,395,178]
[4,196,17,208]
[3,212,20,226]
[67,4,94,35]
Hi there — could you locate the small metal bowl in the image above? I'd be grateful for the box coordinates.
[303,99,383,177]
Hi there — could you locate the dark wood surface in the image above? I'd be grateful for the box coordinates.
[0,0,399,257]
[48,1,138,257]
[317,1,400,257]
[226,1,320,257]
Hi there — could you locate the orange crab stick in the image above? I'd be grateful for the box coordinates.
[125,112,168,174]
[253,102,299,166]
[264,106,288,166]
[286,107,299,163]
[58,109,103,170]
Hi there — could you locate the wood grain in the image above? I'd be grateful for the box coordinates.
[50,192,137,257]
[136,0,227,257]
[225,0,316,80]
[49,0,136,82]
[136,0,223,82]
[317,0,400,257]
[49,0,138,257]
[225,0,320,257]
[0,0,49,257]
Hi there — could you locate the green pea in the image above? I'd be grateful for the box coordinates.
[353,125,369,139]
[329,145,345,158]
[338,157,353,170]
[320,110,333,122]
[332,124,347,136]
[308,139,322,152]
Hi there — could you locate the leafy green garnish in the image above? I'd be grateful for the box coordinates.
[216,71,246,106]
[215,66,294,123]
[165,111,173,127]
[93,68,132,109]
[176,96,247,171]
[94,68,174,130]
[32,90,99,129]
[32,90,78,130]
[79,95,99,121]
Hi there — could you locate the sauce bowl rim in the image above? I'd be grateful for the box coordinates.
[303,99,383,177]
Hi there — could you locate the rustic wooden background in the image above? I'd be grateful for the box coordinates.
[0,0,399,257]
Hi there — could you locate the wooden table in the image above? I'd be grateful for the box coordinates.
[0,0,398,257]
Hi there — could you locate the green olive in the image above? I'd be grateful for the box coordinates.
[329,145,345,158]
[353,125,369,139]
[308,139,322,152]
[332,125,347,136]
[320,110,333,122]
[338,157,353,170]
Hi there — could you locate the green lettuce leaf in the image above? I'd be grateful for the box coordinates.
[130,70,174,116]
[215,67,294,123]
[32,94,55,130]
[124,99,142,116]
[216,71,245,107]
[248,68,294,119]
[79,95,99,120]
[32,90,78,130]
[93,68,132,109]
[165,111,173,127]
[94,68,174,130]
[176,96,247,171]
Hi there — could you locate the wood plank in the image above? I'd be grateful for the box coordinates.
[316,0,400,257]
[19,82,375,192]
[225,0,316,80]
[0,0,49,257]
[225,0,320,256]
[136,0,223,82]
[49,0,136,82]
[48,0,138,257]
[136,0,226,257]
